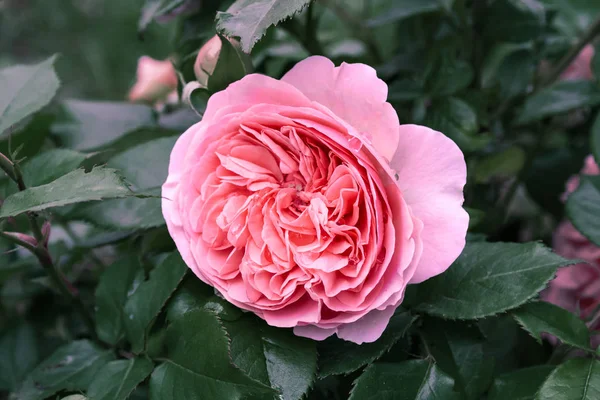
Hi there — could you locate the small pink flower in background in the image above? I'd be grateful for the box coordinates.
[162,56,469,344]
[560,44,595,81]
[128,56,178,105]
[544,155,600,325]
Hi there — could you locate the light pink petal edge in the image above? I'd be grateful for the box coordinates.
[391,124,469,283]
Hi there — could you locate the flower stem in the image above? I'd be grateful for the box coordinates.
[541,17,600,88]
[0,151,97,339]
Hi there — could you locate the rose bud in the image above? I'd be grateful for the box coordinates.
[162,56,468,344]
[193,35,223,87]
[544,155,600,324]
[128,56,178,104]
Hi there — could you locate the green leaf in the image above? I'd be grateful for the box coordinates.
[318,311,417,378]
[87,358,154,400]
[479,315,548,374]
[593,112,600,163]
[388,78,424,102]
[525,148,583,217]
[426,56,473,97]
[516,80,600,125]
[124,252,188,353]
[536,358,600,400]
[420,318,495,399]
[95,256,145,346]
[0,167,134,218]
[21,148,87,187]
[149,309,275,400]
[481,42,534,99]
[207,34,251,93]
[474,146,527,183]
[51,100,156,151]
[541,0,600,38]
[185,84,211,117]
[512,301,591,350]
[15,340,114,400]
[0,322,38,391]
[367,0,445,27]
[566,176,600,247]
[0,112,52,160]
[216,0,312,53]
[484,0,545,43]
[349,360,461,400]
[224,315,317,400]
[413,242,575,319]
[68,195,165,231]
[0,55,60,135]
[166,278,243,323]
[488,365,555,400]
[108,136,177,190]
[424,97,490,152]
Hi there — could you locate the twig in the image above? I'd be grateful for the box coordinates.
[541,17,600,88]
[0,152,97,339]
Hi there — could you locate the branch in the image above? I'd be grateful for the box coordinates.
[541,17,600,87]
[0,151,97,339]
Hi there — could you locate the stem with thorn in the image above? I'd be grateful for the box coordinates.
[0,152,97,339]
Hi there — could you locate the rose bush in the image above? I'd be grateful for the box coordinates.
[5,1,600,399]
[162,56,469,343]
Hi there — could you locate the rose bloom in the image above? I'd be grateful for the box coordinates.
[162,56,468,343]
[128,56,178,105]
[544,155,600,322]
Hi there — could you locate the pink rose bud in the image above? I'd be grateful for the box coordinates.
[560,44,595,81]
[4,231,37,247]
[193,35,224,87]
[42,221,51,247]
[162,57,469,344]
[543,155,600,326]
[128,56,178,104]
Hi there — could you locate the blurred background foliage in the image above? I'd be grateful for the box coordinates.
[0,0,177,99]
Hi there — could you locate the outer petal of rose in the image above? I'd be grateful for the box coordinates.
[293,325,337,341]
[162,125,198,275]
[336,305,397,344]
[281,56,399,162]
[391,124,468,283]
[202,74,313,123]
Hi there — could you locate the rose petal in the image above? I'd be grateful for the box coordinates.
[282,56,399,162]
[391,124,468,283]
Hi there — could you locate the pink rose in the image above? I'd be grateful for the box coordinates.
[128,56,178,104]
[162,56,468,343]
[560,44,595,81]
[544,155,600,323]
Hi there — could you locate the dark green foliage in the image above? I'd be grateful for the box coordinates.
[3,1,600,399]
